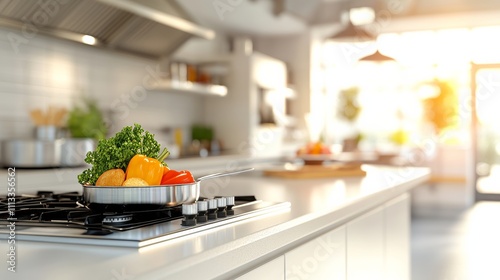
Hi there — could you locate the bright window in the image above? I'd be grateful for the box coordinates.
[316,26,499,150]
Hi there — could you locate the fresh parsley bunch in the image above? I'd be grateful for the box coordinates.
[78,124,161,185]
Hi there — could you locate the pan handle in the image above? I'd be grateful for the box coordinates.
[196,167,254,182]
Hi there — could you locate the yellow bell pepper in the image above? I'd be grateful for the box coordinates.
[125,148,169,186]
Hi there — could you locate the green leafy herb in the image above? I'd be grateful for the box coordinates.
[78,124,163,185]
[67,97,107,140]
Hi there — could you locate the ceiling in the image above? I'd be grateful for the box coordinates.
[3,0,498,58]
[176,0,500,36]
[175,0,307,36]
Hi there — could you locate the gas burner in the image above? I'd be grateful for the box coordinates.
[102,214,133,224]
[0,191,290,248]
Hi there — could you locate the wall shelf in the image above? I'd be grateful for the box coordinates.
[150,80,227,97]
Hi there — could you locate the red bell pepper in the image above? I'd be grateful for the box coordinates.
[161,170,195,185]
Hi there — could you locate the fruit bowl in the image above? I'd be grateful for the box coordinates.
[296,142,333,165]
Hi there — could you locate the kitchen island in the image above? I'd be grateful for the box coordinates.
[0,164,429,280]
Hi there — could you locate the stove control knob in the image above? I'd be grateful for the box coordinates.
[216,197,227,208]
[197,200,208,212]
[225,196,235,206]
[206,198,218,220]
[207,198,218,210]
[196,200,208,223]
[225,196,235,215]
[216,197,227,218]
[181,203,198,226]
[182,203,198,215]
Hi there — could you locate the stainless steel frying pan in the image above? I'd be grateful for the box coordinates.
[82,168,253,208]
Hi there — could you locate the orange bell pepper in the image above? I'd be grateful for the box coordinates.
[125,148,169,186]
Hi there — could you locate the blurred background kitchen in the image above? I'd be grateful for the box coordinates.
[2,0,500,278]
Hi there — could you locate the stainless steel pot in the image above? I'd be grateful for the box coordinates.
[1,138,96,168]
[1,139,62,168]
[82,168,253,208]
[60,138,96,167]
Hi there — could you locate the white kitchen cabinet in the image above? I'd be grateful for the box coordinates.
[237,194,410,280]
[235,256,285,280]
[345,194,410,280]
[384,194,410,280]
[346,206,385,280]
[285,226,346,280]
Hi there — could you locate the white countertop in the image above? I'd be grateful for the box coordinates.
[0,165,430,280]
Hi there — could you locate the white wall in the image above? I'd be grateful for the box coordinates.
[0,26,205,145]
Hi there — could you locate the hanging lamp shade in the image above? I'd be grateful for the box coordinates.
[359,50,396,61]
[328,20,376,43]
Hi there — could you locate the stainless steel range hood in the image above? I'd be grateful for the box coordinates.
[0,0,215,58]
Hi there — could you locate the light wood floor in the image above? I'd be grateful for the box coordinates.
[412,201,500,280]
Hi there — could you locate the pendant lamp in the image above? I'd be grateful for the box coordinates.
[359,50,395,61]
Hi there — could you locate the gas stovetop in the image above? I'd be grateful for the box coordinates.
[0,191,290,247]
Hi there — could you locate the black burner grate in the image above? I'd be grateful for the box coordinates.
[0,191,258,236]
[0,191,183,235]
